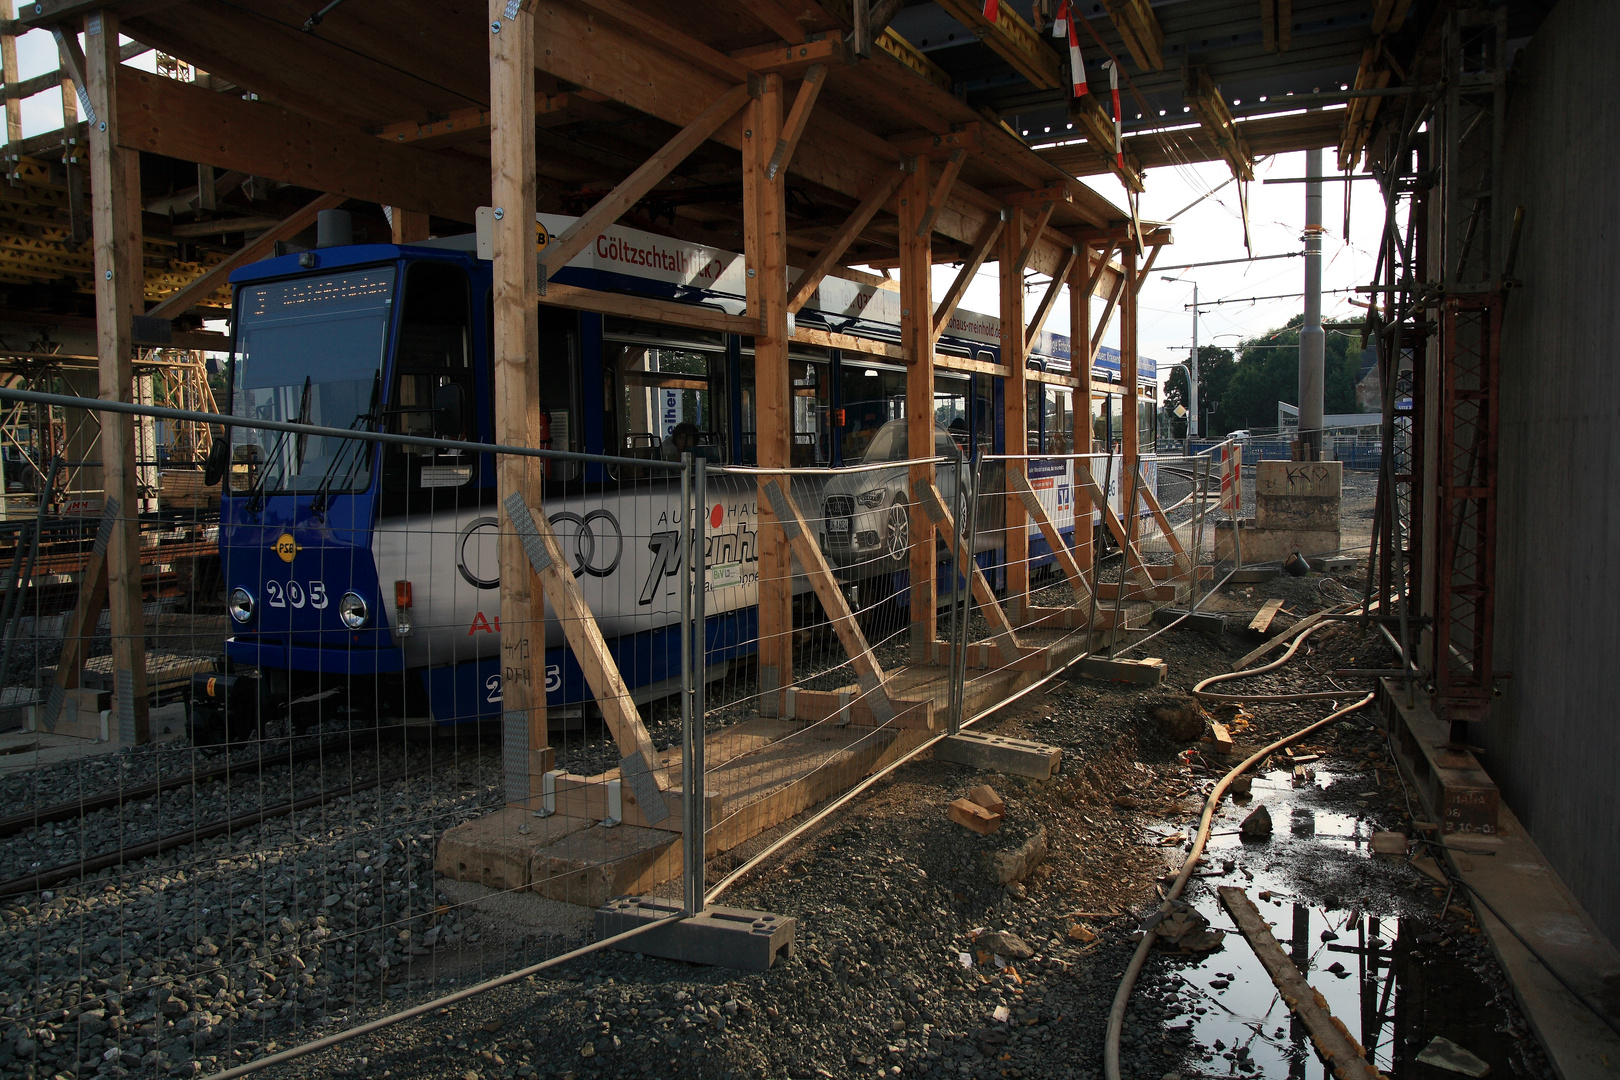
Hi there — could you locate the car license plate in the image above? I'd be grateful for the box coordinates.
[828,519,850,533]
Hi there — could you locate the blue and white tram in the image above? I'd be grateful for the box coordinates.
[209,211,1157,728]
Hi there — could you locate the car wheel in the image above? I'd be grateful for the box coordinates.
[884,497,909,564]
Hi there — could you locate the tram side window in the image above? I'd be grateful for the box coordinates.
[840,363,905,463]
[972,373,994,458]
[1139,395,1157,452]
[1026,383,1041,453]
[536,308,581,481]
[934,374,969,455]
[382,262,474,503]
[1092,392,1113,450]
[610,341,727,464]
[1044,387,1073,455]
[790,358,831,466]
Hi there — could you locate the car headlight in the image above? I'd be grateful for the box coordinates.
[228,587,254,624]
[339,591,369,629]
[856,488,886,509]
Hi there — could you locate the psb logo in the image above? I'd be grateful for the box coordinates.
[273,533,301,563]
[535,221,549,251]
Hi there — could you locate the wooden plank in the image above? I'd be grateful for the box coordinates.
[1218,887,1382,1080]
[760,476,899,722]
[0,0,20,181]
[489,0,548,808]
[1232,607,1339,670]
[540,82,748,290]
[1074,463,1155,589]
[900,159,935,661]
[86,10,147,743]
[146,191,344,319]
[390,206,430,244]
[1071,254,1095,575]
[1104,0,1166,72]
[785,687,934,731]
[766,64,825,180]
[1008,466,1093,607]
[50,528,108,697]
[568,0,749,82]
[547,772,720,832]
[787,167,904,314]
[1025,244,1077,348]
[115,68,488,222]
[931,214,1001,342]
[790,324,905,360]
[914,478,1022,664]
[520,503,669,790]
[747,73,793,715]
[932,0,1062,89]
[1013,200,1056,276]
[1249,598,1285,634]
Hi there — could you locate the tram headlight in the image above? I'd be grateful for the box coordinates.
[856,488,886,509]
[228,587,255,624]
[339,591,369,629]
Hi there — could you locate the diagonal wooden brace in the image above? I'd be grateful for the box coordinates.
[1073,463,1156,592]
[1007,465,1094,609]
[761,478,897,725]
[911,477,1022,666]
[504,493,673,806]
[1135,463,1194,577]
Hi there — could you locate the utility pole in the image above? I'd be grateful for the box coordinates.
[1188,281,1198,454]
[1299,143,1325,460]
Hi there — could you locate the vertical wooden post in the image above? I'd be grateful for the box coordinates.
[390,207,430,244]
[745,73,792,716]
[0,1,20,183]
[85,9,148,742]
[1069,250,1094,581]
[999,207,1029,622]
[899,158,935,662]
[490,0,548,806]
[1121,245,1139,542]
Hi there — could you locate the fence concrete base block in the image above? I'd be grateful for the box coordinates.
[1072,656,1168,685]
[934,731,1062,780]
[596,896,796,972]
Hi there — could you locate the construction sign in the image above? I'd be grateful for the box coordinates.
[1220,444,1243,511]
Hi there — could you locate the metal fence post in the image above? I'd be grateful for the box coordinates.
[682,454,708,916]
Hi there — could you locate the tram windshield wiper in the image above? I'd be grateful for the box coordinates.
[308,372,380,517]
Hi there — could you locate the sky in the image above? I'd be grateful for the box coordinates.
[925,142,1389,386]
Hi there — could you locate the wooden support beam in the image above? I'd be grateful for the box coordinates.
[1185,65,1255,182]
[899,157,935,661]
[1249,597,1285,634]
[146,192,344,319]
[1070,251,1095,580]
[0,1,20,182]
[746,72,793,715]
[512,499,671,793]
[1075,466,1154,589]
[84,9,146,743]
[1279,0,1293,50]
[489,0,549,809]
[761,477,899,722]
[914,479,1022,664]
[1013,201,1056,276]
[733,37,845,75]
[115,70,488,222]
[1104,0,1165,71]
[1009,468,1092,607]
[540,82,748,292]
[547,772,720,832]
[1025,245,1077,349]
[1259,0,1277,52]
[1067,93,1145,193]
[933,0,1063,89]
[1000,206,1030,619]
[915,147,965,238]
[766,64,825,181]
[787,167,904,314]
[569,0,750,81]
[390,206,430,244]
[931,214,1001,343]
[1121,247,1139,543]
[542,284,757,337]
[1218,887,1383,1080]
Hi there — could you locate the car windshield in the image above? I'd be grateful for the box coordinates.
[229,267,395,494]
[856,419,961,465]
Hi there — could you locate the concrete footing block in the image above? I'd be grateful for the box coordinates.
[1071,656,1168,685]
[596,896,796,972]
[934,731,1062,780]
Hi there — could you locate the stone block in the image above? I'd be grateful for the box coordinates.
[1071,656,1168,685]
[1254,459,1343,497]
[935,731,1062,780]
[435,807,592,893]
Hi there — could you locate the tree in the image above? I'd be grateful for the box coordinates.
[1206,316,1364,434]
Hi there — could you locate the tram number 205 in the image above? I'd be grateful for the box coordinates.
[265,580,330,609]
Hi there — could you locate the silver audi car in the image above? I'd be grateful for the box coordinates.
[819,418,972,575]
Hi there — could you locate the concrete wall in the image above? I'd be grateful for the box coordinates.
[1491,0,1620,946]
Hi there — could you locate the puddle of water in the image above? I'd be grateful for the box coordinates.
[1155,768,1531,1079]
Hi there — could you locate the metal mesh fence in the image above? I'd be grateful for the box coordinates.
[0,390,710,1080]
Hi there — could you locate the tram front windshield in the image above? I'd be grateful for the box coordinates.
[228,267,396,494]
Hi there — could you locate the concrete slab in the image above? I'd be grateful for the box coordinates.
[1381,682,1499,835]
[934,730,1062,780]
[596,896,795,971]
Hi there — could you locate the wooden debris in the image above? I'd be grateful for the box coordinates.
[968,784,1006,816]
[948,798,1004,834]
[1218,887,1383,1080]
[1249,597,1285,633]
[1209,721,1235,752]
